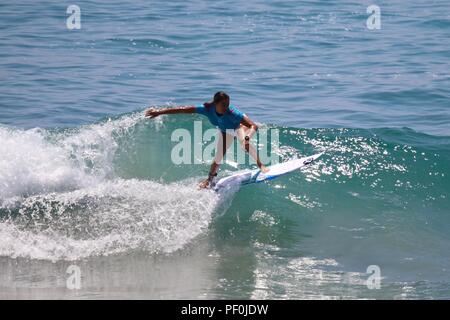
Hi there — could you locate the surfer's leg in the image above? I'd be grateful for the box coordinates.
[213,131,234,165]
[199,131,234,189]
[236,126,269,172]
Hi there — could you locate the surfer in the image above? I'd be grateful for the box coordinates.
[145,91,269,188]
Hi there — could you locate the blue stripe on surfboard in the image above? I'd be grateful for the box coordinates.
[213,152,323,191]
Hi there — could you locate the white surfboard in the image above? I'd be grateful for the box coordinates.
[213,152,323,191]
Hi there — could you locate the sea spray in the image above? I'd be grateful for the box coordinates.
[0,179,219,261]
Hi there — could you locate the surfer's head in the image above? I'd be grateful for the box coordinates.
[204,91,230,114]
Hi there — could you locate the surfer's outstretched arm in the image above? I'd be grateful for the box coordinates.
[145,106,196,118]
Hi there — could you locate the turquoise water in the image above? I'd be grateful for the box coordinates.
[0,1,450,299]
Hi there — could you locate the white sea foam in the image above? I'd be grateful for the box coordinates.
[0,113,144,202]
[0,178,219,261]
[0,114,223,261]
[0,126,96,203]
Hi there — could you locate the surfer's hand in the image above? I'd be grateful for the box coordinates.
[198,179,210,189]
[145,108,161,118]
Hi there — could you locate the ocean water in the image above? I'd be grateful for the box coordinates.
[0,0,449,299]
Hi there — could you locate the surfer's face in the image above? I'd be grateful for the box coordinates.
[215,101,229,114]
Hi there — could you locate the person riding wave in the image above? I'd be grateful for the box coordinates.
[145,91,269,188]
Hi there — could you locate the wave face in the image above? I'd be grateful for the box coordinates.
[1,112,449,264]
[1,111,450,299]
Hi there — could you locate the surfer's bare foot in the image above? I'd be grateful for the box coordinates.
[198,179,210,189]
[259,165,269,173]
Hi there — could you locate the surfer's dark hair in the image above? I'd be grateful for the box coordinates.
[204,91,230,108]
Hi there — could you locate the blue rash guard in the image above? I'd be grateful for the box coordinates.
[196,104,245,132]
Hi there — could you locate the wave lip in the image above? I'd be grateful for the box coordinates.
[0,113,142,204]
[0,127,95,203]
